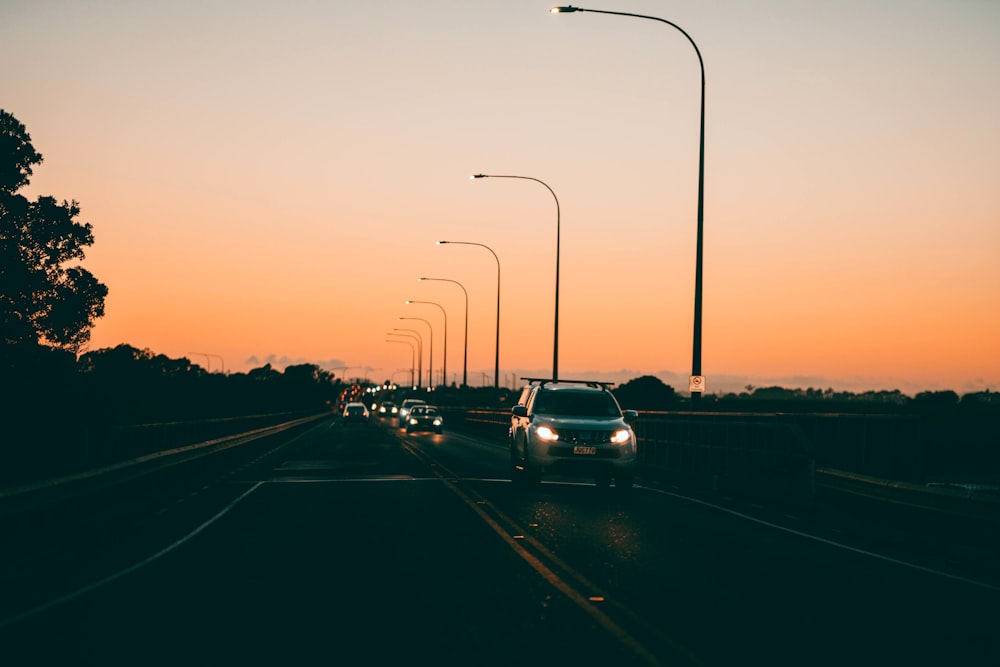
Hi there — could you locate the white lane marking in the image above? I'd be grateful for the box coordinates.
[637,483,1000,594]
[263,476,426,483]
[0,482,264,629]
[257,474,1000,594]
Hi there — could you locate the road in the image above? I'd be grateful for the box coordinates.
[1,415,997,666]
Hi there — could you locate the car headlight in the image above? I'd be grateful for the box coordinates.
[535,425,559,441]
[409,418,418,425]
[433,418,442,426]
[610,429,632,445]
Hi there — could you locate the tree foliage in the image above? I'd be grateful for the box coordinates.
[0,111,42,193]
[613,375,678,411]
[75,345,343,423]
[1,109,107,363]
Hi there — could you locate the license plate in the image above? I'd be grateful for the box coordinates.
[573,445,597,455]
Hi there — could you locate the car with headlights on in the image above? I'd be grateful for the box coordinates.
[377,401,398,419]
[509,378,638,491]
[397,398,427,426]
[342,402,370,424]
[405,405,444,434]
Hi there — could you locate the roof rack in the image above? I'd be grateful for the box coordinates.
[519,377,615,389]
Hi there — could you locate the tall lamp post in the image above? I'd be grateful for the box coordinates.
[420,277,468,388]
[188,353,225,374]
[400,316,433,390]
[391,328,423,389]
[406,299,447,388]
[385,338,416,388]
[472,173,561,381]
[334,366,359,383]
[551,5,707,405]
[438,240,501,389]
[188,352,212,373]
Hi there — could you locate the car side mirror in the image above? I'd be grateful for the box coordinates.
[623,409,638,424]
[512,405,528,418]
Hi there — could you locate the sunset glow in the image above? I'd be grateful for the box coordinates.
[4,0,998,394]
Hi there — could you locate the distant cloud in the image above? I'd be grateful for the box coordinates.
[245,355,349,372]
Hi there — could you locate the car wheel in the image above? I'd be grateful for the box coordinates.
[510,439,539,486]
[522,442,541,487]
[509,443,525,484]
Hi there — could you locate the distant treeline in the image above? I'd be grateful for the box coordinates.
[3,346,996,429]
[2,344,344,430]
[608,375,998,415]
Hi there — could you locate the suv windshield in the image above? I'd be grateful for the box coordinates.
[532,390,621,417]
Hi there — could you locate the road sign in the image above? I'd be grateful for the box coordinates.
[689,375,705,393]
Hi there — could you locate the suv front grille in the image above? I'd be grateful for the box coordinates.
[561,430,613,444]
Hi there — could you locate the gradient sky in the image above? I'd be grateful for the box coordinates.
[4,0,998,394]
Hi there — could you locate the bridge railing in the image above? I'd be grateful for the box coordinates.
[0,412,331,515]
[439,408,815,505]
[632,412,815,506]
[438,407,999,522]
[0,410,328,488]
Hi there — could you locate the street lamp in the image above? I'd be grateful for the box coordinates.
[385,338,416,388]
[391,328,423,390]
[188,352,225,374]
[330,366,361,383]
[420,277,468,388]
[551,5,707,405]
[472,173,561,381]
[406,299,447,388]
[399,316,433,390]
[438,240,501,389]
[390,368,409,385]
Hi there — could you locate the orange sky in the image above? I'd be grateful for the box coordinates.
[5,1,998,394]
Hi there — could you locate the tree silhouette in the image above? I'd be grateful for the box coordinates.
[614,375,678,411]
[1,109,107,365]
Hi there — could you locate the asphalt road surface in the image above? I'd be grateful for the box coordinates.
[2,415,997,666]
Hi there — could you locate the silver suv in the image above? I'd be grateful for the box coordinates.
[509,378,638,490]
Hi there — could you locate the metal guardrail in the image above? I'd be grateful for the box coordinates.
[632,413,815,506]
[816,468,1000,525]
[440,407,999,520]
[0,412,330,515]
[440,407,815,503]
[8,406,994,524]
[1,410,324,488]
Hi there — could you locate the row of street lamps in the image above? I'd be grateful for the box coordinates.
[384,250,488,390]
[383,5,707,401]
[384,172,553,391]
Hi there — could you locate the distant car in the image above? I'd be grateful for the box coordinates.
[342,402,370,423]
[509,378,638,490]
[405,405,444,434]
[377,401,398,419]
[397,398,427,425]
